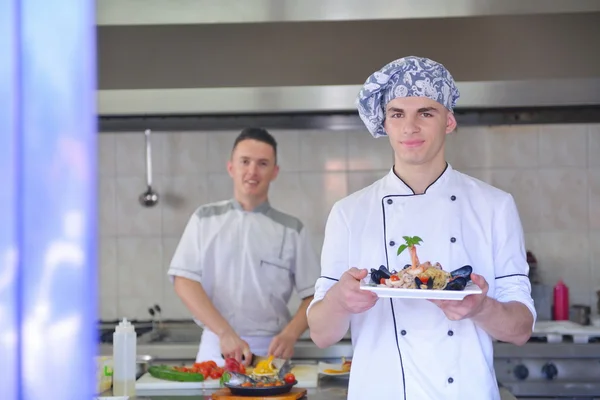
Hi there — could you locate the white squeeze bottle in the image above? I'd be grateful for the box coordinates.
[112,318,137,396]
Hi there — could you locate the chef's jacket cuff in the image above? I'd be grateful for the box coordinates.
[297,285,316,300]
[167,267,203,284]
[494,276,537,331]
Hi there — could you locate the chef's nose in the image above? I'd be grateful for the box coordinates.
[402,116,419,135]
[248,161,259,174]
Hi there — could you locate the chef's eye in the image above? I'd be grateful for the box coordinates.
[421,112,433,117]
[390,113,403,118]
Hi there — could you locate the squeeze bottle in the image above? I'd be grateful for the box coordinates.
[112,318,137,396]
[553,280,570,321]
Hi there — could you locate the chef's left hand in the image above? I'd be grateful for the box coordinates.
[268,331,296,359]
[430,273,489,320]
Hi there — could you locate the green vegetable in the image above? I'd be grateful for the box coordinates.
[219,371,231,387]
[148,365,205,382]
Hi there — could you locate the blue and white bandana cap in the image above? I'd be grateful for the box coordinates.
[356,56,460,138]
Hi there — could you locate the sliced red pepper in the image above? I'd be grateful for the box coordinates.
[390,275,400,281]
[224,357,244,374]
[380,278,386,284]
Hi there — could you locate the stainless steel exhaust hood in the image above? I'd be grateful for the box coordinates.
[97,0,600,26]
[96,1,600,125]
[98,78,600,116]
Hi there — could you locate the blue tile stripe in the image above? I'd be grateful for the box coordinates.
[1,1,98,398]
[0,0,20,398]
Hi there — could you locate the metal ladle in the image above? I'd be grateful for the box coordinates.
[139,129,159,207]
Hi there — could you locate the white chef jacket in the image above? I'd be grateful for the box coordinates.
[308,164,536,400]
[168,199,320,362]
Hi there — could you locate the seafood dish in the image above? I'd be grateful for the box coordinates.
[370,235,473,291]
[370,263,473,291]
[221,355,297,396]
[224,371,296,387]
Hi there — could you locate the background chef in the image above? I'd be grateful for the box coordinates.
[168,127,321,366]
[307,56,536,400]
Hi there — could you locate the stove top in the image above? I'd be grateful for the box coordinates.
[494,322,600,398]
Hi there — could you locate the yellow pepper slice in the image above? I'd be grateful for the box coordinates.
[253,355,275,375]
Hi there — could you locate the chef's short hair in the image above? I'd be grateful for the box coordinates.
[232,127,278,163]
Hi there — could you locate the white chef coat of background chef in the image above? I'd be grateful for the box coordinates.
[309,164,537,400]
[169,198,320,364]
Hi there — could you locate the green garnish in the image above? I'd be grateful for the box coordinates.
[397,236,423,269]
[397,236,423,256]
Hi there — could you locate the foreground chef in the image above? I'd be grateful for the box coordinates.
[168,127,320,366]
[307,56,536,400]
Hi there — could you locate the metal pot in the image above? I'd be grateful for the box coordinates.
[137,355,154,379]
[569,304,591,326]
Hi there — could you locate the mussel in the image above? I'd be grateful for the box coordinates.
[370,265,392,284]
[444,277,468,291]
[415,276,434,289]
[380,265,393,276]
[450,265,473,282]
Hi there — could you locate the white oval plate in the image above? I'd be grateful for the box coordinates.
[359,281,482,300]
[318,362,350,377]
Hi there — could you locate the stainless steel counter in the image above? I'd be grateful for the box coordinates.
[99,339,353,362]
[103,378,349,400]
[97,321,600,399]
[102,378,519,400]
[100,338,600,364]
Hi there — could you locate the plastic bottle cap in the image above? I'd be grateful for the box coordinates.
[115,317,135,333]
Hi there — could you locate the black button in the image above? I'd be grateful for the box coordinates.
[450,237,456,243]
[448,377,454,384]
[387,198,393,205]
[448,330,454,336]
[450,195,456,201]
[389,241,395,246]
[401,330,407,336]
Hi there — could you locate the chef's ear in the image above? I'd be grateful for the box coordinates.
[226,159,234,178]
[271,164,280,183]
[445,112,457,134]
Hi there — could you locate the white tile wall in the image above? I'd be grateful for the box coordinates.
[98,124,600,321]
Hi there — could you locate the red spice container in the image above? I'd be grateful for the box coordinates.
[553,279,570,320]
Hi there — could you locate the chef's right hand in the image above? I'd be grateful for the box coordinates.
[327,267,379,314]
[219,329,252,366]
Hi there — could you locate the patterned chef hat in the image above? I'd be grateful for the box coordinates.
[356,56,460,138]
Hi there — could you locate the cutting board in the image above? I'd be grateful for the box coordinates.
[210,387,307,400]
[284,365,318,388]
[135,364,319,391]
[532,320,600,343]
[136,373,222,390]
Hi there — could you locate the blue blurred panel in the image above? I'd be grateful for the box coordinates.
[19,1,98,399]
[0,0,19,399]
